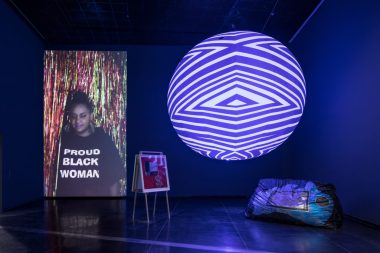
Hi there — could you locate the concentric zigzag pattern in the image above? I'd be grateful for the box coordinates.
[167,31,306,160]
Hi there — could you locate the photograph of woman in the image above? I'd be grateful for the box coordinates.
[55,91,125,196]
[43,50,127,197]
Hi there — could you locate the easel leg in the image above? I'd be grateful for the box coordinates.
[166,191,170,219]
[153,192,157,217]
[132,191,137,221]
[144,193,150,223]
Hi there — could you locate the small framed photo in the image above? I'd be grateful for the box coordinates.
[133,151,170,193]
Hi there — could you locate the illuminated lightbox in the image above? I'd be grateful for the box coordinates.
[167,31,306,160]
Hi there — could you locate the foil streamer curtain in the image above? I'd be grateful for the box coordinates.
[43,51,127,196]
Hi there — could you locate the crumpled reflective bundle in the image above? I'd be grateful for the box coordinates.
[245,178,343,229]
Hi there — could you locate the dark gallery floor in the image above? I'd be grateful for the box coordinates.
[0,197,379,253]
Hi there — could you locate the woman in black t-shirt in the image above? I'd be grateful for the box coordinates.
[55,91,125,197]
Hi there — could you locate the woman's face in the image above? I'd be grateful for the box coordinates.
[69,104,92,137]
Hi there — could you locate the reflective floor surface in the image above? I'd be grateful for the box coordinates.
[0,197,379,253]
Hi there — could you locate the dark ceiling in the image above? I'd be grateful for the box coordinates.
[7,0,322,45]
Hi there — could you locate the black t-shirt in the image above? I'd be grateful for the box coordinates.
[55,127,125,197]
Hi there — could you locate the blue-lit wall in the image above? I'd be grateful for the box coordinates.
[0,0,295,205]
[0,1,44,210]
[3,0,380,226]
[289,0,380,225]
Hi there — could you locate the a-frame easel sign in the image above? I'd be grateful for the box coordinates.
[132,151,170,222]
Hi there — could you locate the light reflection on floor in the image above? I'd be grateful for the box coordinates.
[0,198,379,253]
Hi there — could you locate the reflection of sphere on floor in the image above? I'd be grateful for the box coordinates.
[168,31,306,160]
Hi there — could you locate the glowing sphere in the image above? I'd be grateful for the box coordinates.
[167,31,306,160]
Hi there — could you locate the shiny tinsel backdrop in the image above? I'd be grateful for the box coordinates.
[43,50,127,196]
